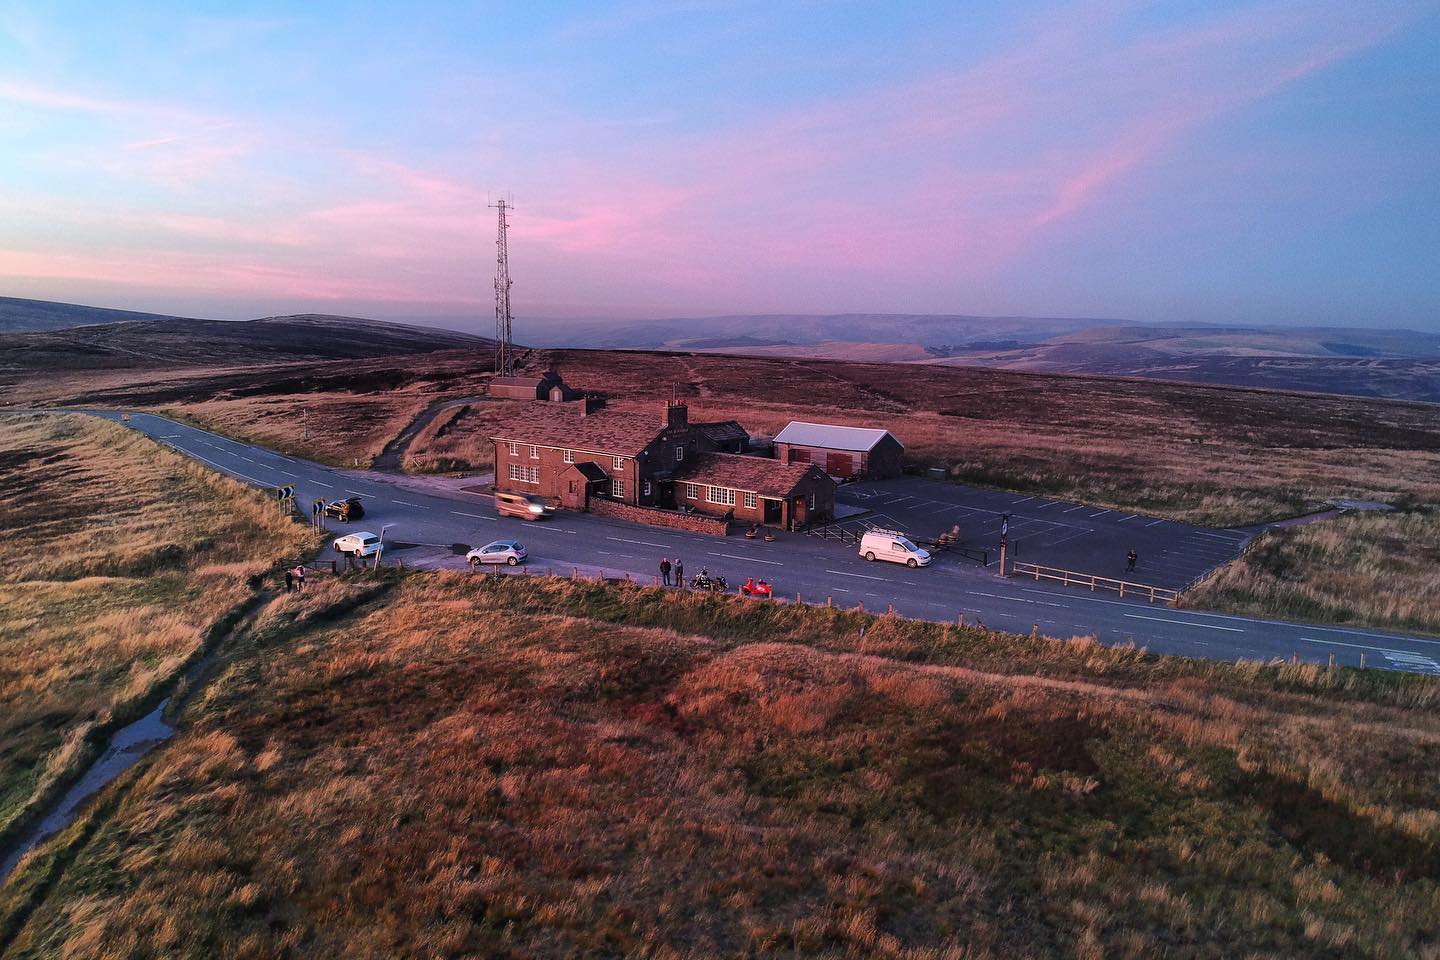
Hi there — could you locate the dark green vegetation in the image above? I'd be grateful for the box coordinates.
[4,573,1438,958]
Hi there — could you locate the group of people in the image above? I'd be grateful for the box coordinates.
[658,556,685,587]
[282,564,307,593]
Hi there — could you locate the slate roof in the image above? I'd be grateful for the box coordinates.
[693,420,749,444]
[490,407,666,456]
[773,420,898,452]
[677,453,829,498]
[565,461,609,482]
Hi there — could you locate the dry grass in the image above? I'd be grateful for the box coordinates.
[0,413,309,841]
[1186,508,1440,634]
[6,573,1439,958]
[401,399,536,474]
[160,393,431,467]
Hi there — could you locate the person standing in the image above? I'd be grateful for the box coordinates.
[284,569,294,593]
[1126,549,1138,573]
[660,556,672,586]
[674,558,684,589]
[294,563,307,591]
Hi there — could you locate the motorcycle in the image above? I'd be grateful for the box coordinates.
[690,571,728,593]
[740,577,773,598]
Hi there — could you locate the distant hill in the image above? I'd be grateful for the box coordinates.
[0,304,494,376]
[0,296,196,333]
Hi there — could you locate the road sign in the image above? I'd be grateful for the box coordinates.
[276,484,294,500]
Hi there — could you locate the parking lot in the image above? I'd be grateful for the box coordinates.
[832,477,1251,589]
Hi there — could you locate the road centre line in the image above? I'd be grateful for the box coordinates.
[239,456,254,463]
[1145,519,1167,527]
[607,536,670,548]
[1195,530,1245,541]
[451,511,495,520]
[710,553,784,565]
[310,480,333,488]
[393,500,421,506]
[825,569,885,580]
[1124,613,1244,632]
[183,451,267,487]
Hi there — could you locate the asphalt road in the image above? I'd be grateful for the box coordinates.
[73,410,1440,676]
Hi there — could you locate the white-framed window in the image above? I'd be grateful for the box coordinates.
[508,464,540,484]
[807,492,816,509]
[507,442,520,457]
[529,445,540,459]
[612,477,625,498]
[675,445,685,461]
[613,455,625,470]
[707,486,735,506]
[563,449,574,463]
[685,483,700,500]
[642,480,652,497]
[743,492,756,510]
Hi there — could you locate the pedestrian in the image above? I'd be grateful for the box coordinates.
[674,558,684,588]
[294,563,307,591]
[660,556,672,586]
[284,569,294,593]
[1126,549,1138,573]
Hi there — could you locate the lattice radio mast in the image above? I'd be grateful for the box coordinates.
[491,197,515,377]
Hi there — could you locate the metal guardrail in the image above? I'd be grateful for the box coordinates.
[1010,561,1179,605]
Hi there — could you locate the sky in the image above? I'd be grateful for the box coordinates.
[1,0,1437,329]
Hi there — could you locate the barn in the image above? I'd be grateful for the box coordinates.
[488,370,579,402]
[773,421,904,480]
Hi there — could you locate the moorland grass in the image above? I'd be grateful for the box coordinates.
[0,414,309,848]
[3,572,1438,958]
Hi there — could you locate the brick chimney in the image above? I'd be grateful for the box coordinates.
[666,399,688,431]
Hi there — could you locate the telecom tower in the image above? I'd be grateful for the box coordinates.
[491,197,515,377]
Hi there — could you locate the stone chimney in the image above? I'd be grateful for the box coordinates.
[666,399,688,431]
[577,395,602,417]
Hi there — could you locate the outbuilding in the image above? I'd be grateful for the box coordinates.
[772,421,904,479]
[674,453,835,530]
[488,370,580,402]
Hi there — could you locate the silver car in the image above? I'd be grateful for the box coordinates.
[467,539,527,567]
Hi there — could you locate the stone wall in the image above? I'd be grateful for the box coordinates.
[589,498,730,536]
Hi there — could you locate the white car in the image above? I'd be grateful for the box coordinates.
[859,529,932,568]
[467,539,527,567]
[333,532,383,558]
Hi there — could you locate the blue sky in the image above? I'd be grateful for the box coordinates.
[1,0,1437,327]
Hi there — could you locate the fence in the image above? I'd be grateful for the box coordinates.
[1009,561,1179,605]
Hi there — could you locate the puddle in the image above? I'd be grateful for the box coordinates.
[0,700,174,882]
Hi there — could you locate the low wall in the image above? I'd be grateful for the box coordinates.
[589,498,729,536]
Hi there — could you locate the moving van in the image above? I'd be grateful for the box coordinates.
[496,491,554,521]
[859,529,931,568]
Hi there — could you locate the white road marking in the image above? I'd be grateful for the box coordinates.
[310,480,333,488]
[451,511,496,521]
[825,569,885,580]
[1039,529,1094,548]
[1011,496,1036,504]
[1063,505,1088,513]
[393,500,421,507]
[1118,515,1138,522]
[1124,613,1243,632]
[1301,637,1440,661]
[346,490,369,498]
[239,456,255,463]
[710,552,784,565]
[1145,519,1167,527]
[1195,530,1245,541]
[969,591,1063,607]
[607,537,670,548]
[1088,510,1110,518]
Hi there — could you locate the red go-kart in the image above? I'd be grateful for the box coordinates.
[740,577,773,598]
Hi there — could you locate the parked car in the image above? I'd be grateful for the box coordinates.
[324,497,365,521]
[334,531,383,558]
[859,529,931,568]
[495,492,553,521]
[467,539,527,566]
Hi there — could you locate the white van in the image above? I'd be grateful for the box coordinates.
[859,529,931,568]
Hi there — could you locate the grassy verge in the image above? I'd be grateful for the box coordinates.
[156,392,430,468]
[0,414,311,848]
[1184,507,1440,635]
[5,572,1438,957]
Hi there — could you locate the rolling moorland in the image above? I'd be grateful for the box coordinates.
[2,570,1439,957]
[0,414,309,858]
[4,313,1440,634]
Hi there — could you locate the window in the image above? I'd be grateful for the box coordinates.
[743,492,756,510]
[508,464,540,484]
[642,480,652,497]
[707,486,735,506]
[675,445,685,462]
[529,445,540,459]
[563,449,574,463]
[612,477,625,498]
[685,483,700,500]
[613,456,625,470]
[807,492,817,510]
[507,442,519,457]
